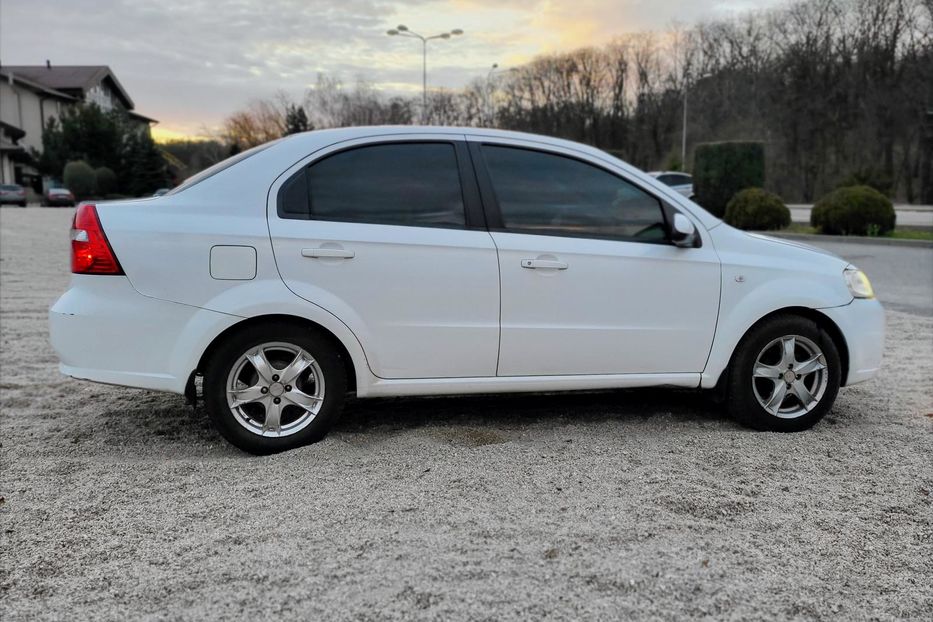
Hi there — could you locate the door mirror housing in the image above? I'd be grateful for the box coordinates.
[670,212,698,248]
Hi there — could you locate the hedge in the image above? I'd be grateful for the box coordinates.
[94,166,117,196]
[63,160,96,200]
[693,141,765,218]
[811,185,896,236]
[724,188,790,230]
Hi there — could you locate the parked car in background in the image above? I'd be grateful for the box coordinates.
[43,187,75,207]
[0,184,27,206]
[152,188,171,197]
[49,126,884,455]
[649,171,694,199]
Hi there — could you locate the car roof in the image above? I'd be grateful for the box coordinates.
[172,126,719,229]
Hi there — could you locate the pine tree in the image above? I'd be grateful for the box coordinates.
[284,104,311,135]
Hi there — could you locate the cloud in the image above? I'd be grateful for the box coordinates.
[0,0,785,137]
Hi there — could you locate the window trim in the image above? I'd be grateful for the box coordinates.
[275,139,486,231]
[468,141,681,246]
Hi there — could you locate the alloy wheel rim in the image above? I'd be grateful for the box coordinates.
[226,341,325,437]
[752,334,828,419]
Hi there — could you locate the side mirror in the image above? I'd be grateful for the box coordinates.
[670,213,697,248]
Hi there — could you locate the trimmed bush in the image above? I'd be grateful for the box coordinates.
[811,185,896,236]
[94,166,117,196]
[724,188,790,230]
[63,160,96,200]
[693,141,765,218]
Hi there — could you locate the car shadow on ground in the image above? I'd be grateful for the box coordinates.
[335,388,730,433]
[85,387,732,455]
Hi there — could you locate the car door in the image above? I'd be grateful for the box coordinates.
[268,138,500,379]
[469,139,721,377]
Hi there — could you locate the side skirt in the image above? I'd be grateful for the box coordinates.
[358,373,701,398]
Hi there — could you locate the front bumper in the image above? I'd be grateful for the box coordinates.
[818,298,885,386]
[49,275,240,394]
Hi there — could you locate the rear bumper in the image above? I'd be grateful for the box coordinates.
[49,275,240,394]
[818,298,885,386]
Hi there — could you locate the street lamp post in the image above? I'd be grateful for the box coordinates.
[485,64,517,127]
[387,25,463,122]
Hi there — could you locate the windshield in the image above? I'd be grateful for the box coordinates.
[166,139,281,196]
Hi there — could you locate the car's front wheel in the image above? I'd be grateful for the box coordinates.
[203,323,346,454]
[727,315,841,432]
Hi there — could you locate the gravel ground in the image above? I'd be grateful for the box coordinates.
[1,208,931,621]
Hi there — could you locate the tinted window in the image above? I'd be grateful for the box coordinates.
[482,146,667,242]
[667,174,692,186]
[280,143,465,228]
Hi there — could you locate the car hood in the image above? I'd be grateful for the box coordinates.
[743,232,842,260]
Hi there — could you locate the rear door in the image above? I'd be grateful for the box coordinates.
[268,137,500,379]
[469,139,720,377]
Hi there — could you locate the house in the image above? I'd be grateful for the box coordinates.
[0,63,157,189]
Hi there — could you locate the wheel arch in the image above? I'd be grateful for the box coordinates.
[195,314,359,394]
[710,306,850,392]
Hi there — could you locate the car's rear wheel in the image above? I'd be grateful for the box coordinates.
[726,315,841,432]
[203,323,346,454]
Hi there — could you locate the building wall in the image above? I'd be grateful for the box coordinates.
[0,153,15,184]
[0,80,67,153]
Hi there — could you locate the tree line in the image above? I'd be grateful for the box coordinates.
[200,0,933,203]
[38,104,169,197]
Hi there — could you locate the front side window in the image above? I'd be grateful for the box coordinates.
[482,146,668,242]
[279,142,465,228]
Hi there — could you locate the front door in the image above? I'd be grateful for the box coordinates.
[471,141,721,376]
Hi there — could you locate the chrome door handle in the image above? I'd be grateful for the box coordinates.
[521,259,568,270]
[301,248,355,259]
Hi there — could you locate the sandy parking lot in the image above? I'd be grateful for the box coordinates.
[1,207,931,620]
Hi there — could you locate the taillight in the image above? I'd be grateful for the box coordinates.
[70,204,124,275]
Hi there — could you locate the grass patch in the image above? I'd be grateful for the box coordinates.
[775,223,933,241]
[885,229,933,241]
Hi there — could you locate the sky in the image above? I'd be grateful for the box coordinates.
[0,0,784,141]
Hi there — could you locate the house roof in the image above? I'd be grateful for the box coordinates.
[2,65,135,110]
[2,64,158,125]
[0,69,76,102]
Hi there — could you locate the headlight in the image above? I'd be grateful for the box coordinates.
[844,267,874,299]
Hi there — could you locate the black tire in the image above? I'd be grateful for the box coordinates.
[726,314,841,432]
[203,322,347,454]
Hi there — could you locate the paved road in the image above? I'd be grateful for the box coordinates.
[789,204,933,227]
[796,238,933,317]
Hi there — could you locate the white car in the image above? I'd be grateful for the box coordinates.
[50,127,884,454]
[649,171,694,198]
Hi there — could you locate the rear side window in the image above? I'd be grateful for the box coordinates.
[279,142,465,228]
[481,146,668,242]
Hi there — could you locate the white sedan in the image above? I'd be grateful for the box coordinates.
[50,127,884,454]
